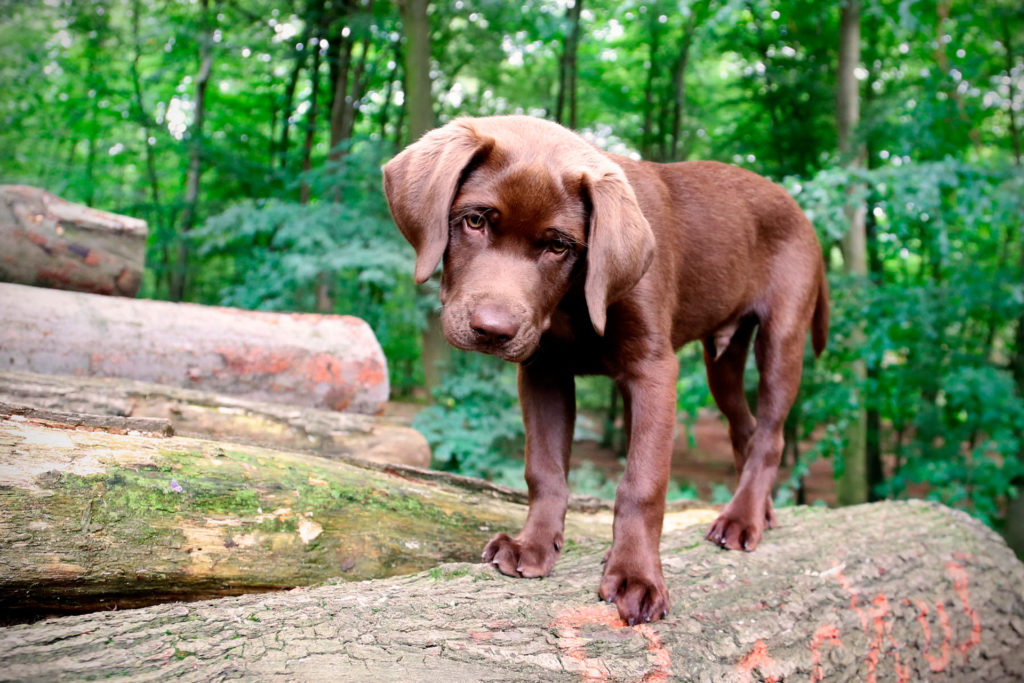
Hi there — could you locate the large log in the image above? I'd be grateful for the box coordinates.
[0,501,1021,681]
[0,410,697,621]
[0,283,389,414]
[0,370,429,467]
[0,185,147,296]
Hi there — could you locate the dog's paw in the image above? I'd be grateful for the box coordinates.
[706,502,770,551]
[482,531,562,578]
[599,555,670,625]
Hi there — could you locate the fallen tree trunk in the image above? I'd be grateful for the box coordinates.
[0,283,388,414]
[0,501,1021,681]
[0,371,429,467]
[0,185,146,296]
[1,410,693,621]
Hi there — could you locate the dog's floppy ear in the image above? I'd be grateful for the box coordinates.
[383,120,494,283]
[582,169,655,336]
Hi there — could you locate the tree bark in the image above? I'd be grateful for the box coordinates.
[0,499,1020,681]
[555,0,582,129]
[669,1,707,160]
[0,283,388,414]
[641,12,661,160]
[170,0,214,302]
[128,0,165,251]
[0,371,427,468]
[276,0,316,170]
[0,409,635,621]
[836,0,870,506]
[398,0,433,145]
[0,185,147,296]
[299,8,323,206]
[396,0,448,399]
[1003,23,1023,166]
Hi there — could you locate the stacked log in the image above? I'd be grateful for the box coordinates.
[0,283,389,414]
[0,185,147,296]
[0,480,1020,680]
[0,371,428,467]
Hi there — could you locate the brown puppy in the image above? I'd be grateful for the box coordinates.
[383,115,828,625]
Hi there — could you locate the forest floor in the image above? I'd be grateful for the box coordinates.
[385,402,839,505]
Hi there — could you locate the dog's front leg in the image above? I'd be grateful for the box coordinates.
[483,357,574,578]
[600,352,678,624]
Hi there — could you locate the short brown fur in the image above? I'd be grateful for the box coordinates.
[384,116,829,625]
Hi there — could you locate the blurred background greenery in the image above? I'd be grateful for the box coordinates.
[1,0,1022,546]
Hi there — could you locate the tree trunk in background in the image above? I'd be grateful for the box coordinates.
[129,0,164,295]
[398,0,432,143]
[276,21,311,170]
[377,39,401,140]
[299,0,326,207]
[1002,24,1022,166]
[555,0,582,129]
[641,13,660,160]
[397,0,447,399]
[669,1,707,160]
[836,0,869,506]
[170,0,214,302]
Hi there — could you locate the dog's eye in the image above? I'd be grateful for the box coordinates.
[465,213,487,230]
[548,239,571,254]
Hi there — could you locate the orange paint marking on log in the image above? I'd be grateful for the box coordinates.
[736,640,781,683]
[809,624,842,683]
[469,631,495,642]
[874,594,910,683]
[946,561,981,656]
[550,604,672,683]
[357,358,386,386]
[215,346,293,376]
[834,567,869,630]
[833,567,908,683]
[907,598,951,672]
[306,354,344,384]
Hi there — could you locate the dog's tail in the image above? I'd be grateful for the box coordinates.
[811,264,829,357]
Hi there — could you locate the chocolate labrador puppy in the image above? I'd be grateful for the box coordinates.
[383,115,828,625]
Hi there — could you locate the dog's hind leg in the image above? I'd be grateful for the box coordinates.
[705,298,812,551]
[701,318,778,531]
[702,318,757,474]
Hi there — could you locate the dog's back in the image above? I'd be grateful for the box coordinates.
[612,157,828,353]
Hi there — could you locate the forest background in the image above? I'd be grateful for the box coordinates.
[1,0,1022,546]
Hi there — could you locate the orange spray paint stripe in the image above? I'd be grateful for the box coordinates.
[809,624,842,683]
[946,562,981,656]
[736,640,781,683]
[550,604,672,683]
[907,598,951,672]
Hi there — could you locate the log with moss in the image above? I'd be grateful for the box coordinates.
[1,500,1021,681]
[2,408,685,621]
[0,370,430,468]
[0,282,388,414]
[0,185,147,296]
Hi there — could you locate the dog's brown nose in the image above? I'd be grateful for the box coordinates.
[470,303,520,344]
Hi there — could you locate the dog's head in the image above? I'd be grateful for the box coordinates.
[383,115,654,362]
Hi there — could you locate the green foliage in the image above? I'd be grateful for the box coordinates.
[784,161,1024,524]
[413,353,526,487]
